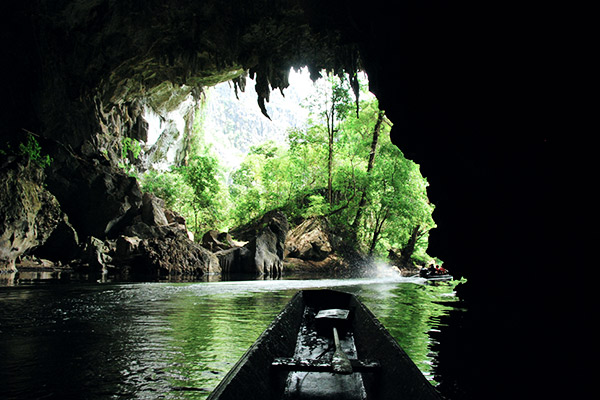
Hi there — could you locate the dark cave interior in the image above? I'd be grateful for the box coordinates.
[0,1,568,399]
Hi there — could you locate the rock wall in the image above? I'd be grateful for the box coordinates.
[107,193,218,277]
[0,160,64,270]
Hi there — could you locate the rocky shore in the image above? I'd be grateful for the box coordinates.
[1,159,408,282]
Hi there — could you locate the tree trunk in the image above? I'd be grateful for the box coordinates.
[399,225,421,267]
[327,105,335,205]
[368,205,390,256]
[328,127,333,205]
[352,110,385,231]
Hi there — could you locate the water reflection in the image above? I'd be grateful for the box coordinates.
[0,278,463,399]
[353,284,459,381]
[0,270,70,286]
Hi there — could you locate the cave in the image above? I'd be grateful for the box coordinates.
[0,1,567,399]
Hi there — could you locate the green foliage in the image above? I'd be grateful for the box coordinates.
[225,79,436,260]
[139,71,436,262]
[249,140,280,158]
[140,152,225,235]
[176,154,224,233]
[121,137,142,159]
[118,137,142,174]
[17,132,52,168]
[140,170,189,209]
[302,195,330,218]
[305,73,354,127]
[177,156,218,206]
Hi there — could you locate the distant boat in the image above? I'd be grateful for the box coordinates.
[424,275,453,282]
[207,289,443,400]
[419,267,453,281]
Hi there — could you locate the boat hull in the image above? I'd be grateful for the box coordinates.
[207,289,443,400]
[424,274,453,282]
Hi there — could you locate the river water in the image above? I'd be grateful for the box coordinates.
[0,276,463,399]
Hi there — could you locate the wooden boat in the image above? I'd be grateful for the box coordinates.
[207,289,443,400]
[419,268,453,281]
[422,273,453,282]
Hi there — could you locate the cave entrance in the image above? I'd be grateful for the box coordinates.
[134,67,438,275]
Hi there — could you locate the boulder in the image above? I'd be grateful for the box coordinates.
[94,187,218,277]
[283,254,345,273]
[285,217,334,261]
[202,230,243,252]
[137,232,220,276]
[122,220,162,239]
[115,235,142,259]
[230,211,289,276]
[283,217,367,276]
[110,224,218,278]
[141,192,169,227]
[252,211,288,276]
[202,230,228,252]
[245,230,283,276]
[78,236,113,270]
[164,207,189,234]
[15,256,58,270]
[0,161,63,271]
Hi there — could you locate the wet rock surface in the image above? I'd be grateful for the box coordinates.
[229,211,290,276]
[135,233,220,277]
[141,192,169,227]
[202,230,241,252]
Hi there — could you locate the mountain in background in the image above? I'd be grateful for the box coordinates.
[141,68,371,176]
[198,68,315,172]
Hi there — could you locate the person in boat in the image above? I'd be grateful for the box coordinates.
[420,264,448,277]
[434,265,448,274]
[420,265,435,277]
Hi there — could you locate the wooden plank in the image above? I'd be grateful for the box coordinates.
[271,357,380,373]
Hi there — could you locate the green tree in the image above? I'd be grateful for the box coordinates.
[351,109,386,234]
[362,137,435,257]
[140,170,187,209]
[176,154,223,234]
[149,69,437,264]
[306,73,355,205]
[301,80,435,259]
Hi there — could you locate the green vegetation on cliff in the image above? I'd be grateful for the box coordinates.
[1,131,53,168]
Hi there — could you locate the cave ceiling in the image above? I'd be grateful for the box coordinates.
[4,0,364,147]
